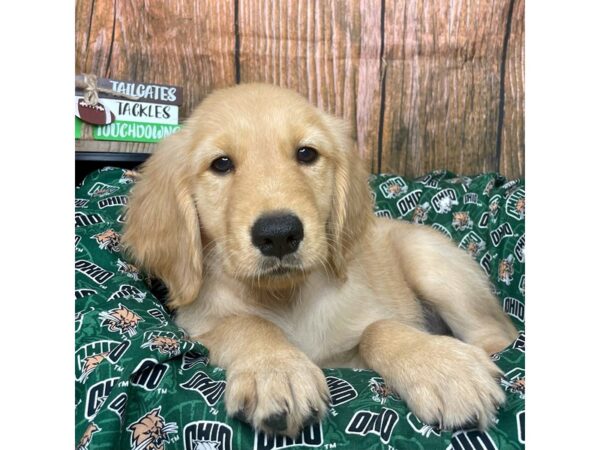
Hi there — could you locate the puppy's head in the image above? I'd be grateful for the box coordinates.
[123,84,372,308]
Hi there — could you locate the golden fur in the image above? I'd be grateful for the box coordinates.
[123,83,518,437]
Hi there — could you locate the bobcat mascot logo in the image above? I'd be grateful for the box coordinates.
[142,335,180,357]
[498,255,515,285]
[93,229,122,253]
[117,259,142,281]
[77,422,100,450]
[128,407,178,450]
[119,169,139,184]
[466,240,486,258]
[386,184,403,196]
[501,376,525,399]
[460,232,487,259]
[412,203,431,224]
[369,377,399,404]
[452,211,473,231]
[99,304,143,337]
[379,177,408,199]
[78,353,108,383]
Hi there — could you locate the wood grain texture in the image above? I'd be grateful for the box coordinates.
[357,0,384,172]
[75,0,525,179]
[380,0,510,177]
[76,139,157,153]
[499,0,524,178]
[238,0,358,114]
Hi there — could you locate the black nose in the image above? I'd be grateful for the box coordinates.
[251,213,304,258]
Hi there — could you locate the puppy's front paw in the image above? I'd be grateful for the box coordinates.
[388,336,505,430]
[225,350,330,436]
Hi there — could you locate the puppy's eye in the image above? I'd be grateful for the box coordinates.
[296,147,319,165]
[210,156,234,174]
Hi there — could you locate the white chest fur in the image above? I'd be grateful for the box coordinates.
[175,251,419,368]
[261,271,391,366]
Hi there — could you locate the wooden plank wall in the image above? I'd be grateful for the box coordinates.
[76,0,524,179]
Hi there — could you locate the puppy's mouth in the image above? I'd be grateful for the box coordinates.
[262,265,301,277]
[259,257,304,277]
[243,253,309,283]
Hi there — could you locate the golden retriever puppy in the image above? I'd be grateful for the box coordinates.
[123,83,518,437]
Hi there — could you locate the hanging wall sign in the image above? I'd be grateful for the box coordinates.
[75,75,183,143]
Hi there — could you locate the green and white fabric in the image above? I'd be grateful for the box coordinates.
[75,168,525,450]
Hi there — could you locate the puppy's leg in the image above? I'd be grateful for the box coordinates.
[195,315,329,437]
[389,222,518,353]
[360,319,505,429]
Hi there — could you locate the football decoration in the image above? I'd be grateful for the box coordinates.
[76,98,115,125]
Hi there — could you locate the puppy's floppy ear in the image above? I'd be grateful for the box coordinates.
[322,113,374,279]
[122,130,203,309]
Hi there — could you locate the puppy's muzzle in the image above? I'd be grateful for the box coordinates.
[251,213,304,259]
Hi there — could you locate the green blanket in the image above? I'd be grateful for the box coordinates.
[75,168,525,450]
